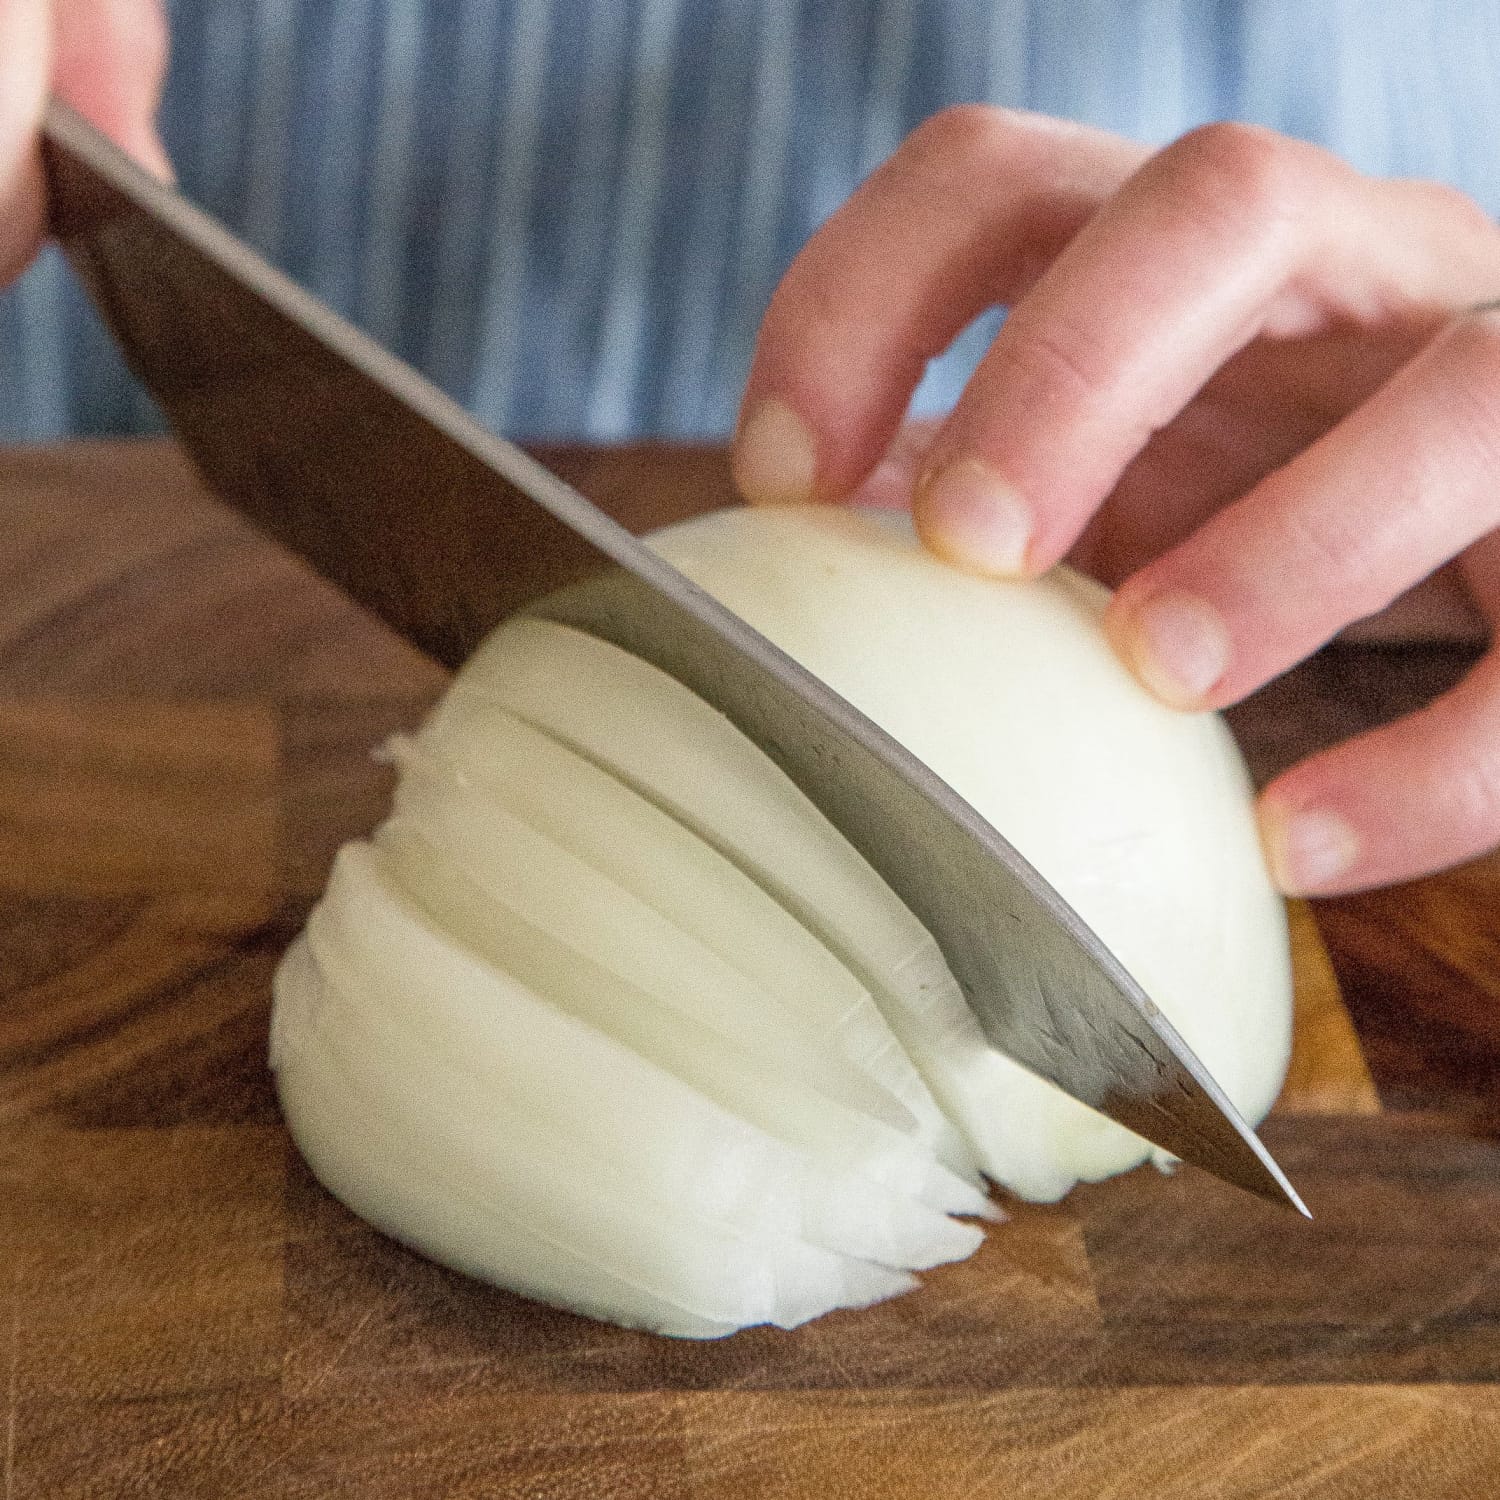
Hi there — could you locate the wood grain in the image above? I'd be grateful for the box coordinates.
[678,1386,1500,1500]
[2,439,1498,1498]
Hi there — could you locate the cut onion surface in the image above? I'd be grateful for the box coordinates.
[272,504,1293,1336]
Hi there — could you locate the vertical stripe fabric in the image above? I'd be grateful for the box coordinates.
[5,0,1500,443]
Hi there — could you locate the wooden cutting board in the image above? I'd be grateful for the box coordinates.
[2,441,1498,1499]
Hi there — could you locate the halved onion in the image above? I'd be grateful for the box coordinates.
[271,505,1293,1335]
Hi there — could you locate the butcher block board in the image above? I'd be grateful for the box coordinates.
[2,441,1498,1498]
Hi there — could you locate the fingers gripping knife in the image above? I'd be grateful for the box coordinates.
[40,101,1306,1214]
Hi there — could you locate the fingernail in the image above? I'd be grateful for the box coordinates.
[1124,592,1230,707]
[1263,806,1360,894]
[733,398,817,506]
[916,459,1031,575]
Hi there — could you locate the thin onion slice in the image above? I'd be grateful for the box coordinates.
[451,616,1034,1185]
[277,843,979,1327]
[370,818,990,1222]
[377,738,921,1140]
[411,695,966,1170]
[279,1032,915,1335]
[277,1050,741,1335]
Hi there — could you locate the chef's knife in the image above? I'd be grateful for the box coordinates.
[40,100,1306,1214]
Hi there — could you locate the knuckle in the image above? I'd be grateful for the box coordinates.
[1150,121,1316,235]
[1281,501,1377,588]
[900,103,1019,177]
[1461,762,1500,834]
[764,254,875,379]
[990,315,1110,415]
[1164,121,1288,190]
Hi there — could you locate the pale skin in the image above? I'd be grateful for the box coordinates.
[0,0,169,283]
[4,18,1494,898]
[734,105,1500,899]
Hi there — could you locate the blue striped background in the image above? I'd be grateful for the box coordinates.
[4,0,1499,443]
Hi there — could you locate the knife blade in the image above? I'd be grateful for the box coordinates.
[40,100,1306,1214]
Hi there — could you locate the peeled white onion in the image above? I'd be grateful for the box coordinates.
[271,504,1292,1337]
[648,507,1293,1198]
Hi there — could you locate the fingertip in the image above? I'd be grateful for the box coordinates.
[1254,652,1500,898]
[1107,588,1230,710]
[732,398,818,507]
[93,114,175,182]
[912,458,1033,576]
[1257,796,1361,896]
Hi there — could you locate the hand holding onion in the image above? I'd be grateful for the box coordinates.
[273,506,1293,1337]
[734,105,1500,896]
